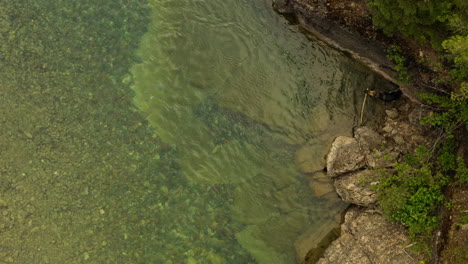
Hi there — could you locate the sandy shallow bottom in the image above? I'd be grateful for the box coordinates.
[0,1,389,263]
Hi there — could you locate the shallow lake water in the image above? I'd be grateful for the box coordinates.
[130,0,387,263]
[0,0,390,263]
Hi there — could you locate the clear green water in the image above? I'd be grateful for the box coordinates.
[0,0,388,263]
[130,0,385,263]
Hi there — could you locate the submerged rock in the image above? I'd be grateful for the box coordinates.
[308,172,335,197]
[316,206,418,264]
[295,140,329,174]
[294,211,342,263]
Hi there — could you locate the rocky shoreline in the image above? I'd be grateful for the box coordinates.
[270,0,444,263]
[272,0,398,85]
[316,104,434,264]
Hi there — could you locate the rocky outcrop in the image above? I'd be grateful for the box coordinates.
[381,106,432,155]
[316,206,417,264]
[333,170,378,207]
[270,2,439,262]
[272,0,398,85]
[302,105,435,264]
[354,126,385,154]
[326,137,366,177]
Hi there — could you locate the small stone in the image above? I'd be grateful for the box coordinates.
[385,109,399,119]
[160,186,169,195]
[81,186,89,196]
[398,103,410,113]
[382,124,393,133]
[393,135,406,145]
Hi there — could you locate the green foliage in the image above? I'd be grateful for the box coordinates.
[442,35,468,81]
[367,0,468,48]
[437,136,456,171]
[375,146,448,239]
[386,45,411,84]
[442,0,468,35]
[420,89,468,132]
[455,157,468,184]
[367,0,453,46]
[443,35,468,67]
[460,214,468,224]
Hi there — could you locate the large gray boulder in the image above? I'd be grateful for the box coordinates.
[316,206,419,264]
[326,136,366,177]
[334,170,378,207]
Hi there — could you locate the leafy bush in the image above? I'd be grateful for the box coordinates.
[442,35,468,83]
[420,88,468,133]
[455,157,468,184]
[367,0,452,46]
[386,45,411,84]
[375,146,448,239]
[366,0,467,47]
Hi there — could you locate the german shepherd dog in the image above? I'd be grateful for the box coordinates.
[366,89,402,102]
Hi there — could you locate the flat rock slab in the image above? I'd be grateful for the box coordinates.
[317,206,419,264]
[334,170,378,207]
[353,126,385,153]
[326,136,365,177]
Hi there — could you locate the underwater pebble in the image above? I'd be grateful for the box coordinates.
[81,186,89,196]
[160,186,169,195]
[24,132,33,139]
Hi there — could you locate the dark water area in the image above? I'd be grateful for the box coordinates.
[0,0,389,263]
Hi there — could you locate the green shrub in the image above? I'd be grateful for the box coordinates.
[366,0,467,48]
[420,88,468,132]
[375,146,448,239]
[386,45,411,84]
[455,157,468,184]
[366,0,452,46]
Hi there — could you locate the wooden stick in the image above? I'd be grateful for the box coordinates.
[360,92,368,125]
